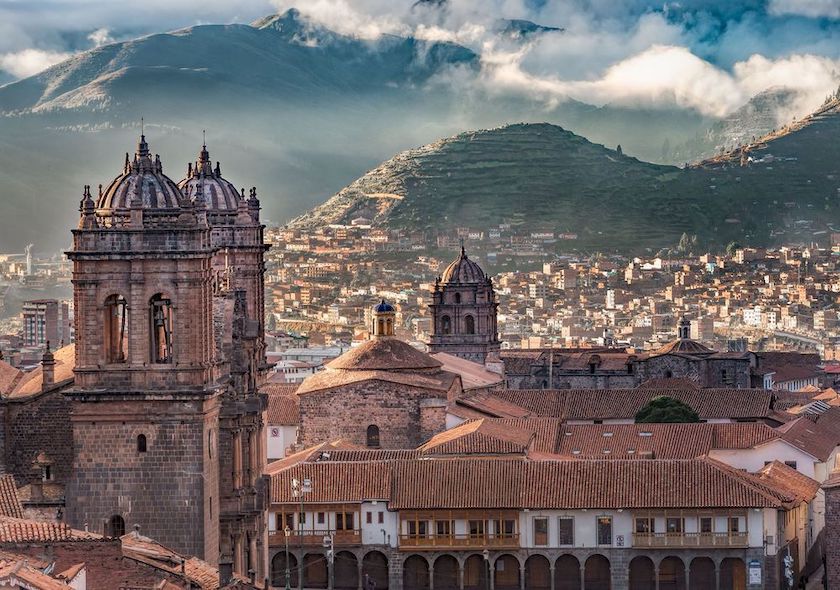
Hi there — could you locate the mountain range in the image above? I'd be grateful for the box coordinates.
[0,8,833,252]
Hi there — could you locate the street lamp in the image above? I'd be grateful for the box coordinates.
[284,526,292,590]
[292,477,311,590]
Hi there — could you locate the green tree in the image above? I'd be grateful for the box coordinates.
[725,241,741,256]
[635,396,700,423]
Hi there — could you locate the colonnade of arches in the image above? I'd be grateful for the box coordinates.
[270,551,748,590]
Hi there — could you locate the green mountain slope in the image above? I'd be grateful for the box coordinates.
[292,121,840,252]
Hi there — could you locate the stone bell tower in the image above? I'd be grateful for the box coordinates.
[428,246,500,363]
[66,134,222,563]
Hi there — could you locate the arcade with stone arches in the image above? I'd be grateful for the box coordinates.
[268,548,752,590]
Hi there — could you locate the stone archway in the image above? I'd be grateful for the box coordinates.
[689,557,715,590]
[362,550,389,590]
[433,555,459,590]
[555,554,581,590]
[334,551,359,590]
[404,555,430,590]
[525,555,551,590]
[658,556,686,590]
[303,553,328,589]
[464,554,489,590]
[629,556,655,590]
[494,554,520,590]
[271,552,298,588]
[584,554,611,590]
[720,558,746,590]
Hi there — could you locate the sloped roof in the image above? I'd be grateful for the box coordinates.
[0,515,100,543]
[758,461,820,506]
[777,417,838,461]
[0,476,23,519]
[265,390,299,426]
[418,419,533,456]
[297,368,457,396]
[326,338,441,371]
[0,560,72,590]
[270,461,392,504]
[483,388,774,421]
[650,338,714,357]
[0,360,23,396]
[121,531,220,590]
[429,352,504,390]
[10,344,75,398]
[389,458,788,510]
[556,423,779,459]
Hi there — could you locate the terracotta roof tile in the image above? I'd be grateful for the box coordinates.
[0,476,23,519]
[758,461,820,505]
[0,360,23,396]
[0,560,72,590]
[270,461,392,504]
[265,391,299,426]
[418,419,533,456]
[297,369,457,396]
[326,338,441,371]
[483,388,773,421]
[0,516,100,543]
[121,532,220,589]
[10,344,75,398]
[777,417,838,461]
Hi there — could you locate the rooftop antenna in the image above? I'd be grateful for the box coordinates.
[140,117,144,136]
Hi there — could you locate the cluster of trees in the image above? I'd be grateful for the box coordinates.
[635,396,700,423]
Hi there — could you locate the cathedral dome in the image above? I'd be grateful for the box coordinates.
[440,247,487,284]
[97,135,183,211]
[374,300,395,313]
[177,143,241,211]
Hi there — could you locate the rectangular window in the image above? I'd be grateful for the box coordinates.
[366,512,373,524]
[534,518,548,545]
[468,520,486,539]
[408,520,428,537]
[700,517,713,534]
[597,517,612,545]
[378,512,384,524]
[317,512,325,525]
[283,513,294,531]
[336,512,355,530]
[558,517,574,545]
[666,517,683,534]
[299,512,306,525]
[436,520,452,537]
[785,461,797,470]
[728,517,740,534]
[635,517,655,534]
[494,519,516,539]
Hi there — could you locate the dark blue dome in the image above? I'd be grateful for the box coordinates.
[374,300,395,313]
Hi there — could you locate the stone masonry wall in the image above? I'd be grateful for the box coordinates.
[299,381,448,449]
[66,395,220,561]
[5,390,73,486]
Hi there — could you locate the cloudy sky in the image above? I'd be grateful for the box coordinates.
[2,0,839,116]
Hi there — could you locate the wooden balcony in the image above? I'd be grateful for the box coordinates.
[268,529,361,548]
[399,534,520,551]
[632,532,749,548]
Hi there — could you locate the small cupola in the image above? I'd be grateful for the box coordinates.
[371,300,396,338]
[678,317,691,340]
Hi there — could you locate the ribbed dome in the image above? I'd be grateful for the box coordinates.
[374,300,395,313]
[97,135,183,211]
[178,144,241,211]
[440,247,487,284]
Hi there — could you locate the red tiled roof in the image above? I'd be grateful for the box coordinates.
[418,419,533,456]
[10,344,75,398]
[121,532,220,589]
[637,378,700,390]
[270,461,392,504]
[0,361,23,396]
[484,388,774,421]
[0,516,100,543]
[776,417,838,461]
[297,369,458,396]
[265,391,299,426]
[389,458,788,510]
[555,423,778,459]
[758,461,820,505]
[326,338,441,371]
[0,560,72,590]
[0,476,23,519]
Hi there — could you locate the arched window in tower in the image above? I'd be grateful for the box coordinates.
[454,292,461,304]
[149,294,173,363]
[441,315,451,335]
[109,514,125,538]
[104,295,128,363]
[137,434,147,453]
[464,315,475,335]
[366,425,380,448]
[377,318,385,335]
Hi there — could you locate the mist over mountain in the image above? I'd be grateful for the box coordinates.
[0,7,834,254]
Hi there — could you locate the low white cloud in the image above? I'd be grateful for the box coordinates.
[87,28,114,47]
[0,48,71,78]
[768,0,840,19]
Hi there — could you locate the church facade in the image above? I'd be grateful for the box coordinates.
[427,247,500,363]
[0,134,271,584]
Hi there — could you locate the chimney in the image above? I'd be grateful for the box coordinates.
[41,342,55,391]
